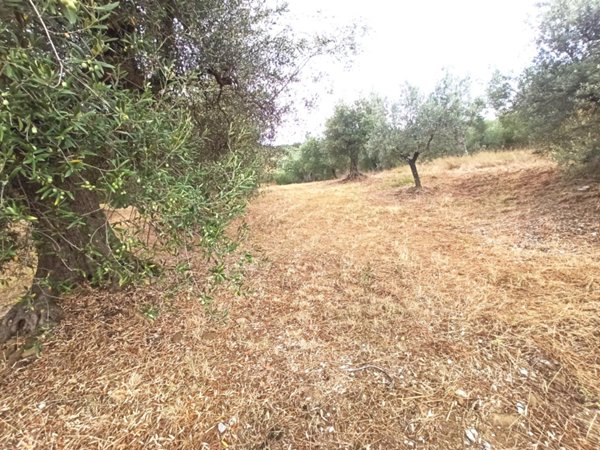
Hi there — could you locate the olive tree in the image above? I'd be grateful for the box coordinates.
[324,99,377,180]
[389,74,483,188]
[485,70,529,148]
[515,0,600,167]
[360,95,390,171]
[0,0,353,341]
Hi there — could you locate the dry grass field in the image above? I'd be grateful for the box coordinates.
[1,150,599,449]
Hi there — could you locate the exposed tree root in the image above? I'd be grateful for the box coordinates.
[340,171,366,182]
[0,291,63,344]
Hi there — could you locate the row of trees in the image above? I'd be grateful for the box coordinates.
[0,0,353,340]
[272,73,496,187]
[273,0,600,186]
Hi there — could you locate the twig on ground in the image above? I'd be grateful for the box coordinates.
[341,364,395,388]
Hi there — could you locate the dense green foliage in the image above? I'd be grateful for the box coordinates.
[493,0,600,168]
[272,97,388,184]
[0,0,352,337]
[325,100,378,178]
[486,71,529,148]
[270,137,338,185]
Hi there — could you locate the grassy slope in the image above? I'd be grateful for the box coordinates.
[1,150,599,449]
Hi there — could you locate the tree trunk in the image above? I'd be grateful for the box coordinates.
[331,167,337,179]
[0,181,127,344]
[344,156,363,181]
[407,152,422,189]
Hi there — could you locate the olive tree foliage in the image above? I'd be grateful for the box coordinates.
[0,0,352,342]
[383,74,483,188]
[294,137,338,181]
[269,97,387,185]
[514,0,600,167]
[485,70,529,148]
[360,95,390,171]
[324,99,377,180]
[271,136,343,185]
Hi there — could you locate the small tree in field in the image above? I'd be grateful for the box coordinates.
[0,0,352,341]
[390,74,482,188]
[324,100,374,181]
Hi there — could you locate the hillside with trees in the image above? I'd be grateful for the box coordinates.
[271,1,600,187]
[0,0,598,448]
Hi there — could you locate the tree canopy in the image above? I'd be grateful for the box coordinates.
[324,99,378,180]
[506,0,600,167]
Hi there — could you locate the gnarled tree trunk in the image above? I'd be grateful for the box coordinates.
[0,180,125,344]
[344,156,363,181]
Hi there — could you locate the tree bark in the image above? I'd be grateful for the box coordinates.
[0,180,127,344]
[344,156,363,181]
[407,151,422,189]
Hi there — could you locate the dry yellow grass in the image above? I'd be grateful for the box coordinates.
[1,150,599,449]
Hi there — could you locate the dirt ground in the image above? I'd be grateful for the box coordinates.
[1,150,599,449]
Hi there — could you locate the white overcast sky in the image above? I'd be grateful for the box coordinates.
[274,0,540,144]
